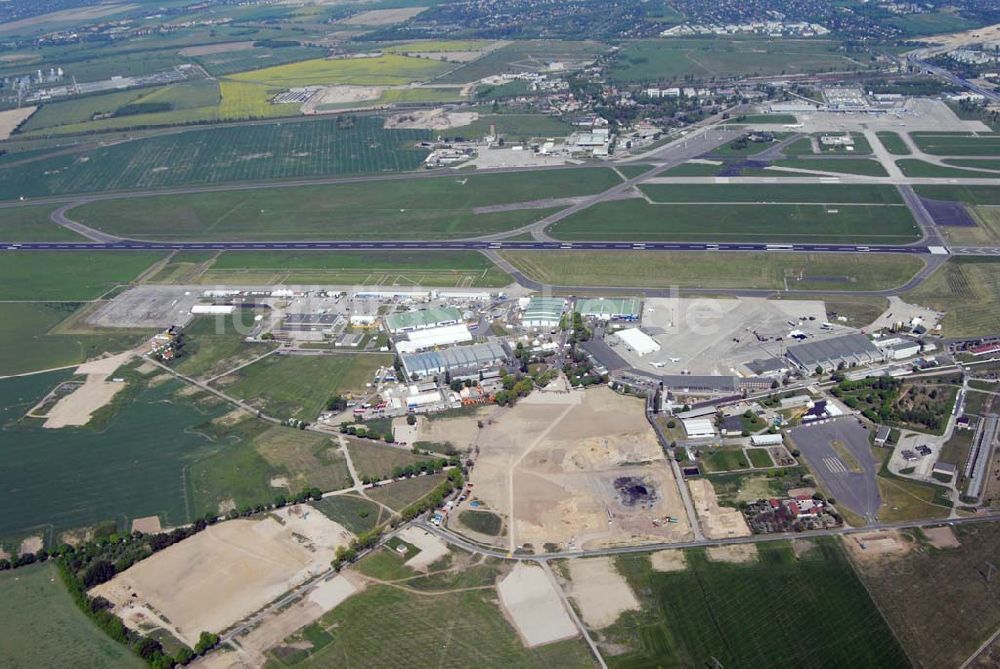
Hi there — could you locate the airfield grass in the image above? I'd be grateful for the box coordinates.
[0,205,86,241]
[0,562,144,669]
[658,161,724,176]
[501,250,923,292]
[601,540,908,668]
[226,54,451,88]
[384,40,494,54]
[896,159,1000,178]
[877,131,911,155]
[905,258,1000,337]
[871,449,952,522]
[549,200,919,243]
[610,38,863,82]
[852,522,1000,668]
[938,206,1000,246]
[219,353,392,420]
[769,158,889,177]
[365,473,448,512]
[809,295,889,328]
[456,113,575,140]
[311,494,382,535]
[911,133,1000,156]
[193,251,512,287]
[0,251,162,300]
[347,440,433,481]
[0,116,431,200]
[913,185,1000,206]
[738,114,797,124]
[73,167,619,240]
[0,372,237,539]
[273,583,595,668]
[171,319,277,380]
[195,45,327,77]
[0,302,145,376]
[944,159,1000,172]
[639,184,903,204]
[435,39,606,84]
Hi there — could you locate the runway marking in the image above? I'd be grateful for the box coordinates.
[824,457,848,475]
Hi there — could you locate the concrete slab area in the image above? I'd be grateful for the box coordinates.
[787,417,881,523]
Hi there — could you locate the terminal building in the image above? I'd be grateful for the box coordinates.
[385,306,462,334]
[400,342,510,380]
[786,333,882,372]
[576,297,641,322]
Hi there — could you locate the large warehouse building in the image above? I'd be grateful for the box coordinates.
[521,297,566,327]
[400,342,510,380]
[614,327,660,356]
[394,324,473,354]
[385,306,462,334]
[786,333,883,372]
[576,297,641,322]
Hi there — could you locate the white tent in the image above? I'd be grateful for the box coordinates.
[615,327,660,356]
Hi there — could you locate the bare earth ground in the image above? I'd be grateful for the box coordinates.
[338,7,426,26]
[302,85,381,113]
[924,525,960,549]
[687,478,751,539]
[38,350,135,428]
[0,106,37,140]
[19,535,43,556]
[131,516,163,534]
[398,526,450,571]
[194,573,363,669]
[919,22,1000,50]
[91,506,353,647]
[178,41,255,57]
[467,385,692,551]
[393,408,490,449]
[497,562,578,647]
[565,557,640,629]
[706,544,759,563]
[385,108,478,130]
[843,530,911,564]
[650,548,688,572]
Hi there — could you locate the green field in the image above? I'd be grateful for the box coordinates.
[501,250,923,291]
[172,315,277,379]
[0,205,85,241]
[944,159,1000,172]
[226,54,451,88]
[888,11,978,35]
[72,168,619,240]
[0,302,145,376]
[0,251,161,300]
[190,251,511,287]
[269,582,595,667]
[610,38,864,82]
[700,448,749,473]
[365,473,448,511]
[738,114,797,124]
[549,200,919,243]
[601,541,908,668]
[877,132,911,156]
[746,448,774,468]
[0,117,431,200]
[435,39,606,84]
[347,440,433,481]
[769,158,889,177]
[913,185,1000,206]
[0,372,231,539]
[905,258,1000,337]
[220,353,392,420]
[195,45,327,77]
[896,159,1000,178]
[459,509,503,535]
[455,114,575,140]
[639,184,903,204]
[911,133,1000,156]
[311,494,383,534]
[0,563,143,669]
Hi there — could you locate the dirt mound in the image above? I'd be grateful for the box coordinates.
[650,549,688,572]
[385,108,478,130]
[566,557,639,628]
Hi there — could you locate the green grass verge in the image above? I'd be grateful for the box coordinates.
[770,158,889,176]
[911,132,1000,156]
[639,184,903,204]
[0,205,87,241]
[0,562,144,669]
[876,132,911,156]
[897,159,1000,178]
[0,252,162,300]
[549,200,919,243]
[905,257,1000,337]
[913,185,1000,206]
[501,250,923,291]
[602,540,908,667]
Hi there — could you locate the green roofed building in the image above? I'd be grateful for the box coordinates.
[521,296,566,327]
[385,306,462,333]
[576,297,641,322]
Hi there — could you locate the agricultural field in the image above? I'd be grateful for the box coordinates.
[0,302,145,376]
[0,251,162,300]
[346,440,434,481]
[365,473,449,511]
[194,45,327,77]
[311,494,383,535]
[226,55,451,88]
[218,353,392,420]
[852,522,1000,668]
[0,117,431,199]
[0,205,85,241]
[600,540,908,667]
[0,562,143,669]
[906,258,1000,337]
[911,133,1000,156]
[72,167,619,240]
[549,200,920,243]
[610,38,865,82]
[186,251,512,287]
[501,251,924,291]
[0,372,233,540]
[435,39,606,84]
[888,11,979,35]
[270,581,595,667]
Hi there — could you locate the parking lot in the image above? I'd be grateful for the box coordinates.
[788,417,882,524]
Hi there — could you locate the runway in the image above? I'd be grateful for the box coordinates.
[1,239,943,254]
